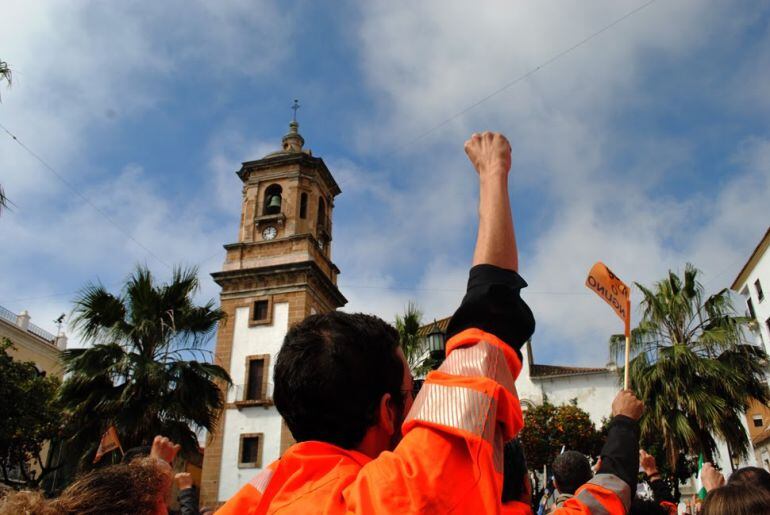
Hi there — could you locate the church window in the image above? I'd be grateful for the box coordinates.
[245,355,269,401]
[300,193,308,219]
[263,184,283,215]
[317,197,326,228]
[253,300,269,322]
[239,433,263,468]
[757,279,765,302]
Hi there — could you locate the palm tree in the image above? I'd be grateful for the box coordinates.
[0,59,10,214]
[610,264,769,471]
[395,302,427,375]
[0,59,11,100]
[59,265,231,469]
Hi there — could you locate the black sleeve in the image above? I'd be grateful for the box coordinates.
[445,264,535,358]
[597,415,640,490]
[178,487,199,515]
[649,478,675,504]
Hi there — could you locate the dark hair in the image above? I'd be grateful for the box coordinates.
[273,312,404,449]
[122,445,151,463]
[0,457,171,515]
[703,483,770,515]
[502,439,529,503]
[728,466,770,493]
[552,451,592,495]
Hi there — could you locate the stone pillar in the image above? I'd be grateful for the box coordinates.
[16,310,30,331]
[56,334,68,350]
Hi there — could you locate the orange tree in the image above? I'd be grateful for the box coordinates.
[519,398,602,490]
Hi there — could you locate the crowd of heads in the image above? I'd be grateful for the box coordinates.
[701,466,770,514]
[0,457,171,515]
[0,436,214,515]
[4,310,770,514]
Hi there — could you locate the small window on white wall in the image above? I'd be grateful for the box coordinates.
[245,355,269,401]
[239,433,263,468]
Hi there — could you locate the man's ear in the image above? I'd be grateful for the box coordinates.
[378,392,397,435]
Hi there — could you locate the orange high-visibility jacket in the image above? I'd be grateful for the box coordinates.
[216,329,630,514]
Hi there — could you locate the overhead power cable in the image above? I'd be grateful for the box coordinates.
[404,0,658,148]
[1,0,660,301]
[0,122,172,269]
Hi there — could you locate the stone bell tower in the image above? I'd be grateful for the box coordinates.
[200,109,346,506]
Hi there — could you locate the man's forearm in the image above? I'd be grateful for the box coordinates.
[598,415,640,489]
[473,174,518,272]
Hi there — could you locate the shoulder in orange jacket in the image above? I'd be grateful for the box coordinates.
[217,329,631,514]
[217,329,522,514]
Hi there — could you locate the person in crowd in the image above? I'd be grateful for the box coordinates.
[0,458,170,515]
[636,449,676,514]
[176,471,200,515]
[550,451,593,509]
[501,439,533,514]
[217,132,640,514]
[728,465,770,493]
[701,482,770,514]
[0,435,178,515]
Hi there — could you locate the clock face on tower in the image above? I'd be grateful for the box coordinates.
[262,226,277,241]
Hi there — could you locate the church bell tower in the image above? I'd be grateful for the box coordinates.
[200,109,347,506]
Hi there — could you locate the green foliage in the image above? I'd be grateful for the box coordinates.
[608,264,768,469]
[0,59,11,100]
[395,301,438,376]
[0,339,63,488]
[519,400,602,476]
[59,265,231,470]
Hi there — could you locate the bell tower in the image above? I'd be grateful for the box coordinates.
[200,111,346,506]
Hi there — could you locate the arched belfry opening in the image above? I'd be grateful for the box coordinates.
[299,192,308,219]
[264,184,282,215]
[317,197,326,229]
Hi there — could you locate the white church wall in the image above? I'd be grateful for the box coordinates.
[217,302,289,501]
[516,344,544,407]
[533,373,620,427]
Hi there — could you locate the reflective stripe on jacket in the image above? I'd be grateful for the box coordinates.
[216,329,629,514]
[552,474,631,515]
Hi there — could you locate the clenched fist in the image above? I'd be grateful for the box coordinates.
[611,390,644,421]
[464,132,511,178]
[150,435,181,465]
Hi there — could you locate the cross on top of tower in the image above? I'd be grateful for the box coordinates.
[291,99,300,122]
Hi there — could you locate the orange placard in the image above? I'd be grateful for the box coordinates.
[93,425,123,463]
[585,261,630,336]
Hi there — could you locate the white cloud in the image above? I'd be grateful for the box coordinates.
[339,0,770,366]
[0,1,293,345]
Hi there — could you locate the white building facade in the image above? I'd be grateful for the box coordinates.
[732,227,770,351]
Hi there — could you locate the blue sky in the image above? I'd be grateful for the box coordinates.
[1,1,769,366]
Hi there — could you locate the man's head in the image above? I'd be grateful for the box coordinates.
[552,451,592,495]
[728,466,770,493]
[273,312,414,456]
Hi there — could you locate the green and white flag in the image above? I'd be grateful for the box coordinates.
[696,454,707,500]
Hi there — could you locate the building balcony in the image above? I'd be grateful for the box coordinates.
[229,383,275,410]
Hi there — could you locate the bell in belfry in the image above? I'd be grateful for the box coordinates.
[266,194,282,214]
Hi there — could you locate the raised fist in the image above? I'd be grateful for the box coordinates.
[611,390,644,421]
[175,472,194,491]
[464,132,511,178]
[150,435,181,465]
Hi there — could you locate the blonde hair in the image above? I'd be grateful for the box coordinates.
[0,457,171,515]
